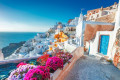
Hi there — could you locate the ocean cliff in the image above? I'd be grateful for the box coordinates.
[2,41,25,58]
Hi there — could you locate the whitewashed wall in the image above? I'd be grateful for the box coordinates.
[64,42,77,53]
[88,1,120,59]
[89,31,114,58]
[76,18,115,47]
[109,0,120,59]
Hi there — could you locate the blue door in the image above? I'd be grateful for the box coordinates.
[99,35,109,55]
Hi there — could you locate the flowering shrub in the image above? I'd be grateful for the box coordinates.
[54,32,68,42]
[46,57,63,72]
[24,66,50,80]
[17,62,27,67]
[8,64,36,80]
[56,51,73,64]
[8,51,71,79]
[37,54,50,66]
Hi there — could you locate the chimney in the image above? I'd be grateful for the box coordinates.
[0,49,4,61]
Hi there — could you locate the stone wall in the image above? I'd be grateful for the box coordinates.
[113,28,120,69]
[95,12,116,23]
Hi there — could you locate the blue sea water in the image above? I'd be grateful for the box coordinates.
[0,32,43,49]
[0,32,45,79]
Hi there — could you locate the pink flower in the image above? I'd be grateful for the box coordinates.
[32,78,37,80]
[17,62,27,67]
[24,66,50,80]
[46,57,63,71]
[8,64,36,80]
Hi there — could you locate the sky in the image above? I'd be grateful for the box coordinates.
[0,0,119,32]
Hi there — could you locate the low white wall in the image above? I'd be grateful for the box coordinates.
[0,56,41,65]
[89,31,100,55]
[50,60,69,80]
[50,47,84,80]
[64,42,77,53]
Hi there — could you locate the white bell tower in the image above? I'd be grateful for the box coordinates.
[78,12,83,23]
[76,11,84,47]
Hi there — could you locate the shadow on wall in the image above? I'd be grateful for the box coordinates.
[84,24,114,44]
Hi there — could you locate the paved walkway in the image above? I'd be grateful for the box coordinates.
[64,55,120,80]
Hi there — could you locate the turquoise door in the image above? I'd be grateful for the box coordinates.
[99,35,109,55]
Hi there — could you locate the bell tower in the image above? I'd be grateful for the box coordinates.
[78,9,84,24]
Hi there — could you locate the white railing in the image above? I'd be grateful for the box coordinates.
[0,56,41,65]
[64,41,77,53]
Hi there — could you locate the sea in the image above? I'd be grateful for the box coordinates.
[0,32,44,49]
[0,32,45,79]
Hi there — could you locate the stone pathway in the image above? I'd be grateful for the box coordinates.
[64,55,120,80]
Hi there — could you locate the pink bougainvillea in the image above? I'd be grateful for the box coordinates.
[46,57,63,71]
[55,51,73,64]
[8,64,36,80]
[24,66,50,80]
[17,62,27,67]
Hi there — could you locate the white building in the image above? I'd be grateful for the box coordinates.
[86,2,118,21]
[19,46,29,53]
[88,1,120,59]
[68,17,79,26]
[76,13,114,46]
[76,1,120,60]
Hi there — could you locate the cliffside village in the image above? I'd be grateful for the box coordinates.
[0,2,120,69]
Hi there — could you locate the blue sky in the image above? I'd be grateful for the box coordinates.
[0,0,119,32]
